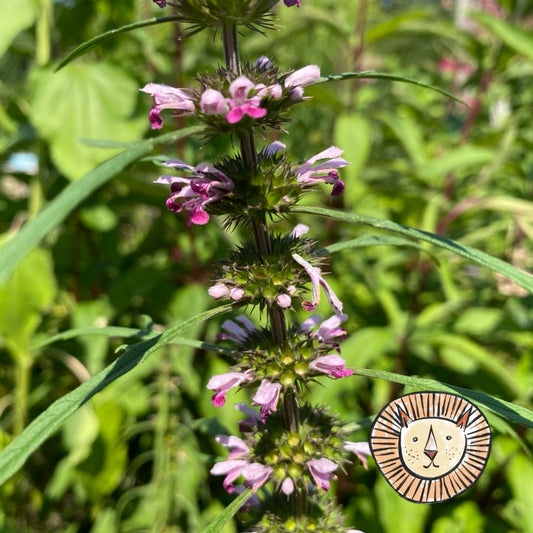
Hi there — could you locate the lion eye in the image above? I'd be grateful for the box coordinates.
[412,437,418,442]
[446,435,452,441]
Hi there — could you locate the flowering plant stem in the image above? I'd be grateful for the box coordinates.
[221,21,305,516]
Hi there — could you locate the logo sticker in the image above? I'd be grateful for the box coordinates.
[370,392,491,503]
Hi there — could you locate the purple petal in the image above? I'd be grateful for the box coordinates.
[241,463,273,492]
[344,441,371,470]
[306,458,338,491]
[229,76,255,102]
[290,224,309,238]
[215,435,250,459]
[200,89,229,115]
[226,107,246,124]
[265,141,286,157]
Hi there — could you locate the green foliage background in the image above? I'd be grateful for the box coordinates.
[0,0,532,531]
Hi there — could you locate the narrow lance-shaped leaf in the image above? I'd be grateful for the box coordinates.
[0,304,233,486]
[350,367,533,429]
[201,489,253,533]
[293,206,533,293]
[315,71,466,104]
[0,126,202,286]
[55,16,182,71]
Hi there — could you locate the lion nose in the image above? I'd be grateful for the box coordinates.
[424,449,437,461]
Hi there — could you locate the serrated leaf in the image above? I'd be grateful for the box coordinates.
[293,206,533,293]
[0,126,202,286]
[29,63,147,180]
[0,304,232,486]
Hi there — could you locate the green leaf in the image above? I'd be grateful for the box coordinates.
[28,63,147,180]
[319,234,440,263]
[293,206,533,293]
[0,0,38,59]
[0,126,202,286]
[349,366,533,428]
[472,12,533,63]
[316,71,465,104]
[0,304,232,486]
[0,247,56,357]
[55,16,182,71]
[201,489,253,533]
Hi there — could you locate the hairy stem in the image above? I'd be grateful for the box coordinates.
[221,21,304,515]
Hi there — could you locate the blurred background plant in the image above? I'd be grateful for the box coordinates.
[0,0,532,531]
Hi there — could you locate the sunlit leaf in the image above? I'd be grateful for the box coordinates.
[293,206,533,293]
[0,304,233,486]
[0,126,202,286]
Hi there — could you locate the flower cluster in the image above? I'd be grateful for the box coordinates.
[141,65,320,130]
[206,313,352,411]
[210,405,370,496]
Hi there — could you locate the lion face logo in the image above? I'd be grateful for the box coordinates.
[370,392,491,503]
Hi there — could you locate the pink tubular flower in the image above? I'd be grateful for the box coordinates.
[206,371,253,407]
[281,477,295,495]
[226,76,267,124]
[140,83,195,129]
[284,65,320,101]
[292,253,343,314]
[200,89,230,115]
[217,316,256,343]
[152,0,166,6]
[314,314,348,343]
[241,463,274,491]
[306,458,338,491]
[208,283,230,298]
[284,0,301,6]
[252,380,282,421]
[210,460,248,493]
[154,160,233,225]
[291,223,309,238]
[277,293,292,308]
[296,146,348,196]
[344,441,371,470]
[215,435,250,459]
[265,140,286,157]
[310,354,353,379]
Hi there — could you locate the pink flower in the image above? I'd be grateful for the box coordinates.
[281,477,295,495]
[200,89,230,115]
[140,83,195,129]
[285,65,320,89]
[208,283,230,298]
[314,314,348,343]
[265,141,286,157]
[252,380,282,421]
[152,0,166,6]
[309,354,353,379]
[226,76,267,124]
[284,0,301,6]
[217,317,256,343]
[295,146,348,196]
[230,287,245,300]
[154,160,233,225]
[215,435,250,459]
[306,458,338,491]
[290,224,309,238]
[206,371,253,407]
[292,254,343,314]
[277,293,292,308]
[211,460,248,493]
[255,83,283,99]
[344,441,371,470]
[241,463,273,491]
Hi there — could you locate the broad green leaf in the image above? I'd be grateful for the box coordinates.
[473,12,533,63]
[29,63,146,180]
[55,16,182,71]
[0,126,202,286]
[423,146,495,181]
[316,71,465,104]
[0,0,38,58]
[0,247,56,358]
[201,489,253,533]
[349,367,533,428]
[454,307,502,336]
[293,206,533,293]
[0,304,232,486]
[432,502,485,533]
